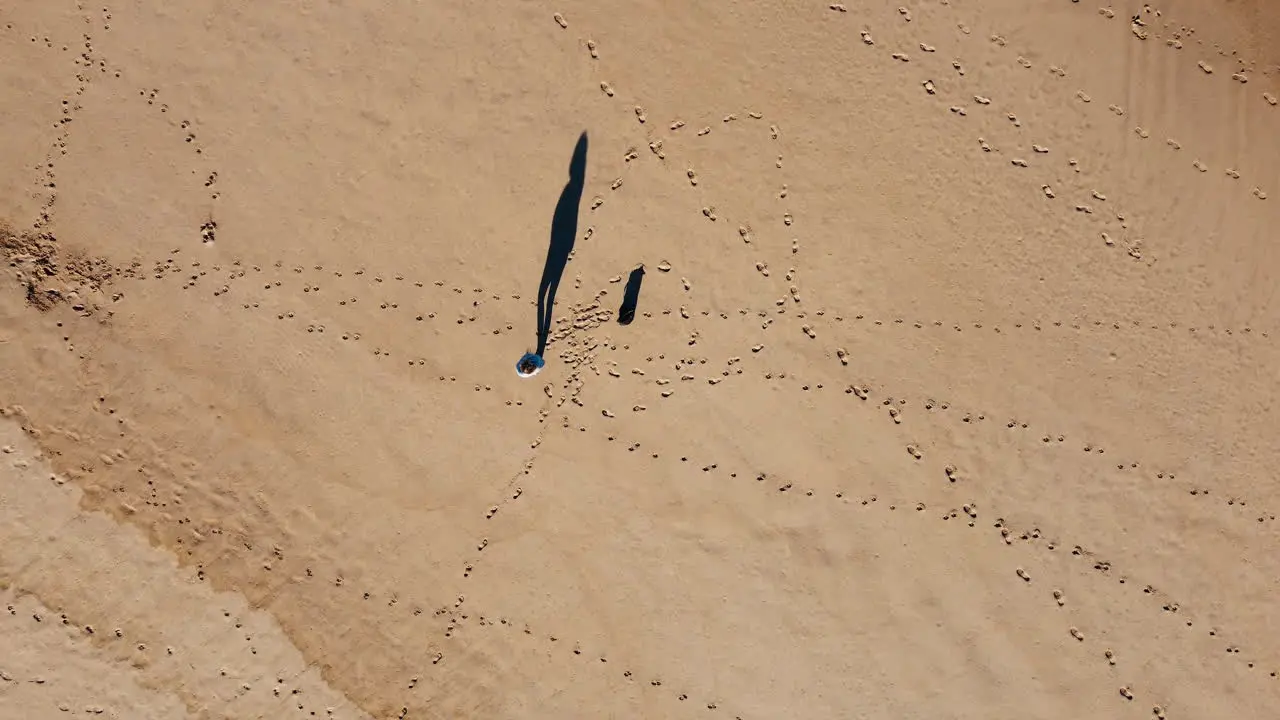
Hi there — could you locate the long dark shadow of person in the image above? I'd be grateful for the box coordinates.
[535,131,588,357]
[617,264,645,325]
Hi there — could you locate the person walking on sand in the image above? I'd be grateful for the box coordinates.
[515,351,545,378]
[535,132,588,356]
[516,131,588,378]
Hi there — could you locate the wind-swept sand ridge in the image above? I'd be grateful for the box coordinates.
[2,0,1279,718]
[0,419,369,720]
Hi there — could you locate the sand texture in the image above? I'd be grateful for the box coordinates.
[2,1,1279,718]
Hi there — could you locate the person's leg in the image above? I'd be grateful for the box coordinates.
[535,279,550,355]
[536,276,560,356]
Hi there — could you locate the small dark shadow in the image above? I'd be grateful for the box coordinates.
[617,265,645,325]
[535,131,588,356]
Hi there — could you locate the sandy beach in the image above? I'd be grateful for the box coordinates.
[2,1,1279,718]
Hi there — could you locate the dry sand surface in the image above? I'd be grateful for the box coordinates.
[2,1,1280,718]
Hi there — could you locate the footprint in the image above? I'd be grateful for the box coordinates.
[553,13,568,29]
[600,81,615,97]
